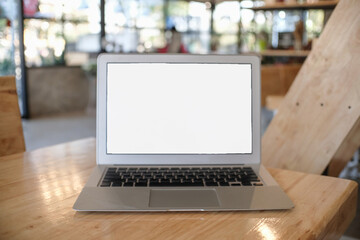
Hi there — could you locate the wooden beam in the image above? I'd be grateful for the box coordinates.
[262,0,360,174]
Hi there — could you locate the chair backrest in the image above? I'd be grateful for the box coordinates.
[262,0,360,174]
[0,76,25,156]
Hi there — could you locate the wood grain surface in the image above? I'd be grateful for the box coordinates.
[262,0,360,174]
[0,76,25,157]
[0,138,357,240]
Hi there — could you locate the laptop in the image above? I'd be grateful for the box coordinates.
[73,54,294,211]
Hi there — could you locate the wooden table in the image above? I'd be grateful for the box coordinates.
[0,138,357,240]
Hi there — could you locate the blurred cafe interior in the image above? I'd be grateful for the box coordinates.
[1,0,330,120]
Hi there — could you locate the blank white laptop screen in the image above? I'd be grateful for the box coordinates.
[107,63,252,154]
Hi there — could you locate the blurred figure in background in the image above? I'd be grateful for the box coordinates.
[158,27,187,53]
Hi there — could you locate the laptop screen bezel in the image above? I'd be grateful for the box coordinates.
[97,54,261,165]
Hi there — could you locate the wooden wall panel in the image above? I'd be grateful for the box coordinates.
[282,64,302,90]
[0,76,25,156]
[261,65,284,106]
[261,64,301,106]
[262,0,360,174]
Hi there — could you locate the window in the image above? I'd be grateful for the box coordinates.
[213,1,240,53]
[105,0,165,53]
[104,0,212,54]
[0,0,26,115]
[0,17,15,76]
[23,0,100,67]
[306,10,324,41]
[0,1,18,76]
[167,1,211,54]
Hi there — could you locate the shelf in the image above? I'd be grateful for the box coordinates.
[259,49,310,57]
[247,0,338,11]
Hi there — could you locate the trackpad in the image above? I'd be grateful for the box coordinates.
[149,189,220,208]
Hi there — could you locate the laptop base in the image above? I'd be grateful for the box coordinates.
[73,165,294,211]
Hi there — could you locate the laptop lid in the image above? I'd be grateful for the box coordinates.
[97,54,260,165]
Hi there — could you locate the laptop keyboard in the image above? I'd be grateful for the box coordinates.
[99,167,263,187]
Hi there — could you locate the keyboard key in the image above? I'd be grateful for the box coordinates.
[242,182,252,186]
[100,182,111,187]
[123,182,134,187]
[205,182,218,186]
[150,182,204,187]
[231,183,241,186]
[106,173,115,176]
[219,182,229,186]
[135,182,147,187]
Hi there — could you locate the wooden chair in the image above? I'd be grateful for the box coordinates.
[0,76,25,157]
[262,0,360,175]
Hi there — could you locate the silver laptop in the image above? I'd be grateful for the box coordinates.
[73,54,294,211]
